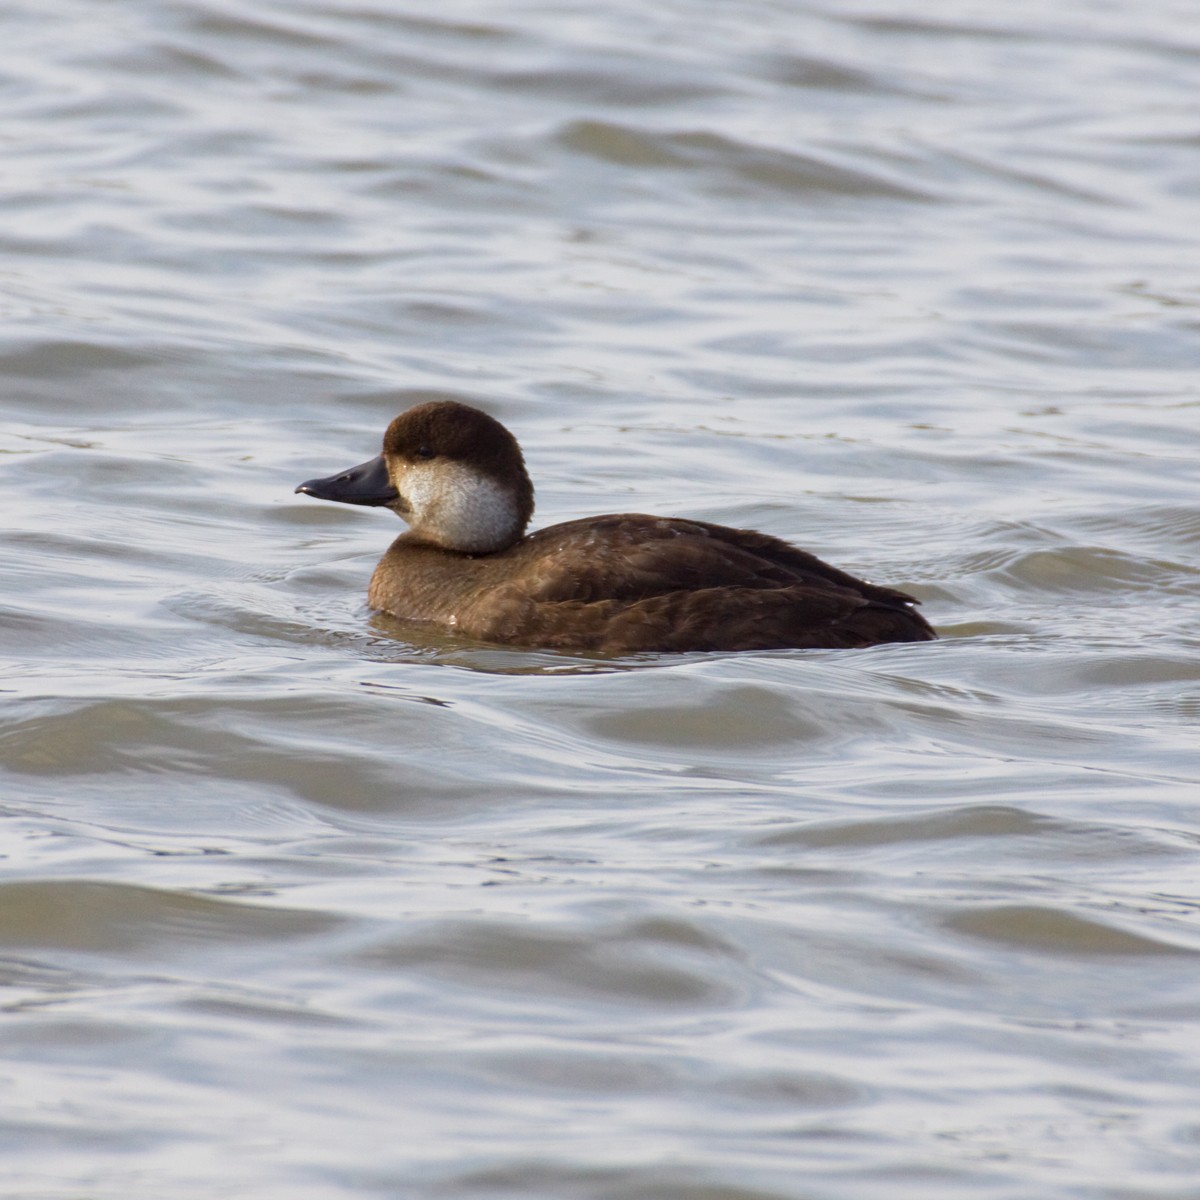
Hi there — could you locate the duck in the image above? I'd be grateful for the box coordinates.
[295,401,936,654]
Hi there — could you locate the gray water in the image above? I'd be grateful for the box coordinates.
[2,1,1199,1197]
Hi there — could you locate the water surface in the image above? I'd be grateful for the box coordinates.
[2,1,1199,1197]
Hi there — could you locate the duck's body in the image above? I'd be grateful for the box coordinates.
[296,401,935,655]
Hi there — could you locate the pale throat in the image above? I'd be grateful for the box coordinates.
[399,460,523,553]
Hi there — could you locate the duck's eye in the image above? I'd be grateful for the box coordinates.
[414,444,435,460]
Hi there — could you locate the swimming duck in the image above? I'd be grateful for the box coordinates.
[296,401,935,654]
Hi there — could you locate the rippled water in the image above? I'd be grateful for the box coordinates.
[3,1,1199,1196]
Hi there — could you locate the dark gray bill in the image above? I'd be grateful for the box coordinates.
[295,455,398,506]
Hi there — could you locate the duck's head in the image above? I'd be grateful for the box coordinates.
[295,401,535,554]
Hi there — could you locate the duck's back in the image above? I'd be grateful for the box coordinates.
[371,514,935,654]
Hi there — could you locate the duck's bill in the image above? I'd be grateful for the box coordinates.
[295,456,399,506]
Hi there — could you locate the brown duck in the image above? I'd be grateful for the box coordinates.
[296,401,935,654]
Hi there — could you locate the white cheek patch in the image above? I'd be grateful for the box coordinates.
[397,464,437,525]
[400,461,520,553]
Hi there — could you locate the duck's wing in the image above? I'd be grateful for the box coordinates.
[471,580,932,653]
[462,515,934,652]
[517,515,919,607]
